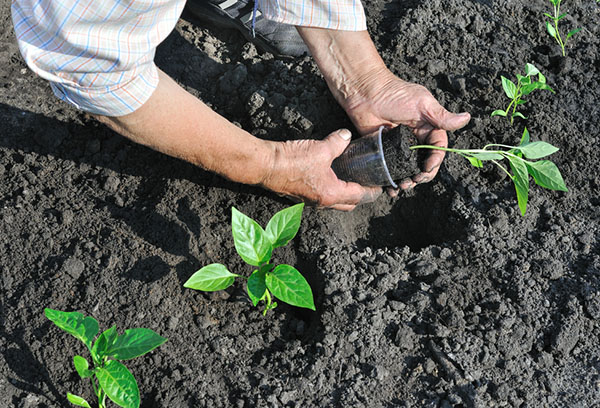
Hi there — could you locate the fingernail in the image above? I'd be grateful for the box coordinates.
[339,129,352,140]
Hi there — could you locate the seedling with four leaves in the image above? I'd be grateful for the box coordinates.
[411,128,567,216]
[544,0,581,56]
[184,203,315,315]
[491,63,554,124]
[44,308,167,408]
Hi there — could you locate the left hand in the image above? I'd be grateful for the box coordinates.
[343,70,471,193]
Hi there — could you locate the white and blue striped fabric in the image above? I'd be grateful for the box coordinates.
[11,0,366,116]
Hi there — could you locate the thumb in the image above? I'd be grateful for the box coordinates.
[323,128,353,161]
[428,105,471,131]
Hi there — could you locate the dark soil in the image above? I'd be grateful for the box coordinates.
[2,0,600,407]
[381,126,419,183]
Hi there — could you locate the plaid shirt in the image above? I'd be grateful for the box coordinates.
[11,0,366,116]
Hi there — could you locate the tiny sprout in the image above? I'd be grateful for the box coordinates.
[544,0,581,56]
[491,63,554,124]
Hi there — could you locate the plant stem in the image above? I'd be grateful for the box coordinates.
[263,290,273,316]
[554,2,566,56]
[491,160,513,179]
[410,144,531,176]
[510,81,524,125]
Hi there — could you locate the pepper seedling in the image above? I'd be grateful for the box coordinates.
[544,0,581,56]
[411,128,567,216]
[491,63,554,124]
[44,308,167,408]
[184,203,315,315]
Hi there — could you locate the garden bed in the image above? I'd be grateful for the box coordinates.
[1,0,599,406]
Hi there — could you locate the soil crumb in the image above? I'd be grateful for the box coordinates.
[381,126,419,183]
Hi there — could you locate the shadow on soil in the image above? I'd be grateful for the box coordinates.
[356,185,468,251]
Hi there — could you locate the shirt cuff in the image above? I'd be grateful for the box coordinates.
[49,61,159,117]
[259,0,367,31]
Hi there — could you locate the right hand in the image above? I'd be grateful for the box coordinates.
[262,129,382,211]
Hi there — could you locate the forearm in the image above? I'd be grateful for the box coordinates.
[296,28,393,110]
[95,69,275,186]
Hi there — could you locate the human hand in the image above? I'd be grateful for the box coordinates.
[262,129,382,211]
[344,70,471,193]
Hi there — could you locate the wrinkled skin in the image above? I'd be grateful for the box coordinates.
[343,70,471,193]
[264,129,383,212]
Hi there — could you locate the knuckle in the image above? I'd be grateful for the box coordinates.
[318,192,337,207]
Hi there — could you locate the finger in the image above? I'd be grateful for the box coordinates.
[413,128,449,184]
[322,128,353,161]
[358,186,383,204]
[329,179,382,206]
[398,178,416,190]
[386,186,399,197]
[328,203,357,212]
[425,103,471,131]
[422,127,448,173]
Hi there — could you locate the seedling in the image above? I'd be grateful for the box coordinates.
[491,63,554,124]
[184,203,315,315]
[411,128,567,215]
[544,0,581,56]
[44,308,167,408]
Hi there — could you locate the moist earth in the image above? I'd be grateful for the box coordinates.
[1,0,600,407]
[381,126,419,183]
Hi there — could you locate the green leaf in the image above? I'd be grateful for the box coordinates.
[524,63,540,77]
[44,309,99,349]
[96,360,140,408]
[516,99,527,105]
[265,203,304,248]
[539,83,554,93]
[231,207,273,266]
[508,157,530,216]
[525,160,568,191]
[265,265,315,310]
[557,12,568,20]
[491,109,507,117]
[516,74,530,86]
[517,141,559,159]
[501,76,517,99]
[465,156,483,168]
[520,128,530,146]
[543,12,554,19]
[67,393,91,408]
[471,152,504,161]
[184,263,239,292]
[521,81,554,95]
[107,328,167,360]
[566,27,581,40]
[512,112,527,120]
[73,356,92,379]
[92,326,118,360]
[546,21,557,37]
[538,72,547,84]
[247,268,268,307]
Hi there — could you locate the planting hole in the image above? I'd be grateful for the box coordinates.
[357,186,468,251]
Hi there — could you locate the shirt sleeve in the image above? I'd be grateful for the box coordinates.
[11,0,186,116]
[259,0,367,31]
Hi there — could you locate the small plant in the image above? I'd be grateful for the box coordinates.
[411,128,567,215]
[544,0,581,56]
[491,63,554,124]
[184,203,315,314]
[44,308,167,408]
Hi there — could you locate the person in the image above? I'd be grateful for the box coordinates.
[11,0,471,211]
